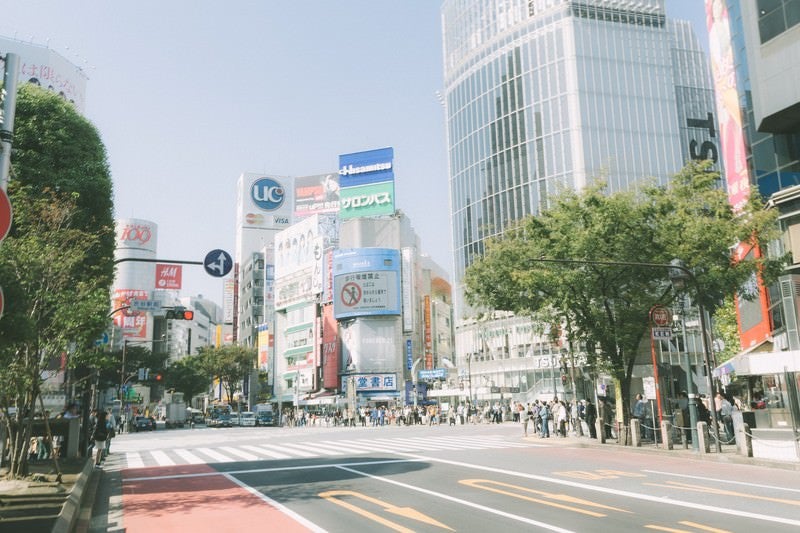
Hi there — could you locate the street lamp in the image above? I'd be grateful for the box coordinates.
[668,259,722,453]
[551,354,558,401]
[465,354,474,408]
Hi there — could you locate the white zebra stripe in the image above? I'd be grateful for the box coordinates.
[219,446,260,461]
[125,452,144,468]
[173,449,205,464]
[240,444,292,459]
[151,450,176,466]
[195,447,235,463]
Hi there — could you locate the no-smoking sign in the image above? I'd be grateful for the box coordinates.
[340,281,362,307]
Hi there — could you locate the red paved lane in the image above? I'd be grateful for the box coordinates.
[122,465,312,532]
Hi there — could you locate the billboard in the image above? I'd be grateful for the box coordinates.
[274,214,338,280]
[116,219,157,254]
[155,264,182,290]
[0,37,88,112]
[333,248,401,319]
[257,324,272,371]
[237,173,293,230]
[294,173,340,218]
[340,318,399,372]
[321,305,340,389]
[339,181,395,220]
[112,288,149,339]
[706,0,749,212]
[338,147,394,188]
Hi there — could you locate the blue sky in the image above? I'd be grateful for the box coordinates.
[1,1,708,306]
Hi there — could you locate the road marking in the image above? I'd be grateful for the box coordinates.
[302,442,347,455]
[645,522,730,533]
[460,478,629,517]
[368,438,438,451]
[219,446,260,461]
[223,473,327,533]
[643,479,800,506]
[679,521,730,532]
[125,452,144,468]
[320,489,453,532]
[555,469,647,480]
[196,447,236,462]
[643,470,800,494]
[241,444,292,459]
[258,443,314,458]
[151,450,176,466]
[334,464,574,533]
[390,453,800,528]
[322,439,403,453]
[174,449,205,464]
[279,443,324,457]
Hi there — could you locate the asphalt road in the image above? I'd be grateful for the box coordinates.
[86,423,800,532]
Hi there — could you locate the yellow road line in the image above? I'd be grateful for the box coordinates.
[319,489,453,531]
[460,478,630,517]
[678,520,730,533]
[644,480,800,507]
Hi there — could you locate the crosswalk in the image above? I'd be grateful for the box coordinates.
[118,435,528,469]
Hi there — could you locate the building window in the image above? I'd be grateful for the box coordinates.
[757,0,800,43]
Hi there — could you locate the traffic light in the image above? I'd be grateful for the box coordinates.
[166,306,194,320]
[561,374,567,385]
[155,373,163,382]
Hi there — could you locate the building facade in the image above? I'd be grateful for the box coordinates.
[441,0,717,401]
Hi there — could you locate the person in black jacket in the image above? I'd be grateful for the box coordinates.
[92,411,109,467]
[584,399,597,439]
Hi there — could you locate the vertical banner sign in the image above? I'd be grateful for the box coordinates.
[424,295,433,370]
[257,324,270,371]
[406,339,413,370]
[401,248,415,332]
[322,304,340,389]
[155,264,182,289]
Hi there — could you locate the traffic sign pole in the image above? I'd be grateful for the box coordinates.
[648,305,672,443]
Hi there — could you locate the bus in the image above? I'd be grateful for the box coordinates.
[205,404,232,428]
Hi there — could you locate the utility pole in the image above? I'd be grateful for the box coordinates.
[1,53,20,191]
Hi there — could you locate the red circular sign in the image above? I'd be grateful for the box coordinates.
[340,282,362,307]
[650,305,672,327]
[0,188,12,242]
[0,286,4,321]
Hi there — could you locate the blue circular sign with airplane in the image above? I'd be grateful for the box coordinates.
[204,249,233,278]
[250,177,285,211]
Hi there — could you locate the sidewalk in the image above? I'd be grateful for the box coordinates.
[521,428,800,471]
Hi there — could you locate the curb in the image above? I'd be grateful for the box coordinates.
[51,459,94,533]
[522,433,800,471]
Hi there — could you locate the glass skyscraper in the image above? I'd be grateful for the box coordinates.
[441,0,717,399]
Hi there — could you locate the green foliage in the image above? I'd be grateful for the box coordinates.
[197,345,256,404]
[164,354,212,402]
[712,295,741,364]
[0,84,114,478]
[464,161,784,421]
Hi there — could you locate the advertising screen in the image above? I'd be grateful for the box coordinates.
[333,248,401,319]
[294,173,340,218]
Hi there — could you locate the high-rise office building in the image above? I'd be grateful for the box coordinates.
[441,0,717,399]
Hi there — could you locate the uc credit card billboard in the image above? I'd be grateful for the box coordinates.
[333,248,401,319]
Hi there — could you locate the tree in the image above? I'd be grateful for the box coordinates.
[164,354,212,403]
[0,84,114,478]
[198,345,256,405]
[464,162,783,438]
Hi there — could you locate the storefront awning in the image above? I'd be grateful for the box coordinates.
[714,349,800,377]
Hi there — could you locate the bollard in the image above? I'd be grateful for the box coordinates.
[697,421,710,453]
[598,419,605,443]
[631,419,641,447]
[739,423,753,457]
[661,420,673,450]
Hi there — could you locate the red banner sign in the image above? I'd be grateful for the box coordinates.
[156,264,182,290]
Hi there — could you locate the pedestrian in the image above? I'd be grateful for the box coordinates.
[538,402,550,438]
[556,401,568,437]
[584,399,597,439]
[92,411,110,468]
[633,393,649,440]
[522,403,532,437]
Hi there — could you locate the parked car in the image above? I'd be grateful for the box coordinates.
[132,416,155,432]
[240,411,257,427]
